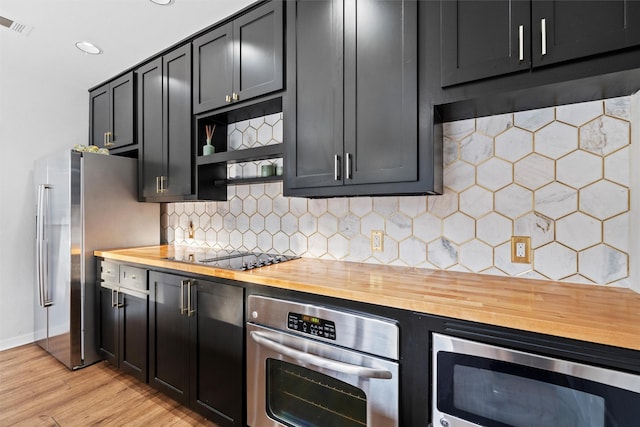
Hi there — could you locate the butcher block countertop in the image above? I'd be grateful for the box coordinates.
[95,245,640,352]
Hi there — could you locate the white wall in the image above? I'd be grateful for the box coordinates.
[0,60,88,350]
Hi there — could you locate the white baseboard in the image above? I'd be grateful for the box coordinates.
[0,333,35,352]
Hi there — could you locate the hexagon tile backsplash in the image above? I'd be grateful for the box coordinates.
[163,97,632,287]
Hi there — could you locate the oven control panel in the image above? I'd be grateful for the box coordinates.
[288,312,336,340]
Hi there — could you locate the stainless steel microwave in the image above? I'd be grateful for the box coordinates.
[432,333,640,427]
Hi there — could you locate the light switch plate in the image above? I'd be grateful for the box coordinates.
[511,236,531,264]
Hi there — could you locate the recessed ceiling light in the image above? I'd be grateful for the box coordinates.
[150,0,174,5]
[75,41,102,55]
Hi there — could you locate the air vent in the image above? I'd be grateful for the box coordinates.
[0,15,34,36]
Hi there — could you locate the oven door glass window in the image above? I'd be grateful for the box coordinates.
[267,359,367,427]
[438,352,640,427]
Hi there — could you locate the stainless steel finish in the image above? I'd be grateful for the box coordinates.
[345,152,352,180]
[248,295,399,360]
[541,18,547,55]
[334,154,341,181]
[225,94,231,103]
[36,184,53,308]
[232,92,239,101]
[180,279,188,315]
[518,25,524,61]
[246,295,400,427]
[432,333,640,427]
[247,323,399,427]
[187,281,195,317]
[34,150,159,370]
[111,288,118,308]
[105,131,114,147]
[250,330,393,379]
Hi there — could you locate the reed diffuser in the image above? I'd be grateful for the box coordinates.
[203,124,216,156]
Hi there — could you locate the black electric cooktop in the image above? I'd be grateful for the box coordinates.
[168,249,299,271]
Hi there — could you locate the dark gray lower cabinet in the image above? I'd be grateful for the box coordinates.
[149,271,244,427]
[98,285,148,382]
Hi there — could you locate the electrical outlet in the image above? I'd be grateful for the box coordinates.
[371,230,384,252]
[511,236,531,264]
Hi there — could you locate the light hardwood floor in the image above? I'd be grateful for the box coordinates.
[0,344,218,426]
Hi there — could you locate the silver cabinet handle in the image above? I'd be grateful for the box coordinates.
[116,290,124,308]
[105,131,114,147]
[180,280,188,314]
[518,25,524,61]
[187,281,195,317]
[334,155,341,181]
[541,18,547,56]
[111,289,124,308]
[156,176,160,194]
[250,331,393,379]
[345,152,352,180]
[232,92,239,102]
[160,176,167,193]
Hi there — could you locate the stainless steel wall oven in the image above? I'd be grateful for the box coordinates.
[432,333,640,427]
[246,295,400,427]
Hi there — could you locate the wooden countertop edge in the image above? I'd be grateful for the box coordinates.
[95,246,640,352]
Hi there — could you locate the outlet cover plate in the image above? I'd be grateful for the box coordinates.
[511,236,531,264]
[371,230,384,252]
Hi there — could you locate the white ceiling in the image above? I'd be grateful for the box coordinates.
[0,0,256,90]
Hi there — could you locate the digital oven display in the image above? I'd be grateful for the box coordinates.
[287,312,336,340]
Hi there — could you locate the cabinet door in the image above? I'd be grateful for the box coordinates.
[193,24,233,114]
[189,280,244,427]
[109,72,135,148]
[441,1,531,86]
[344,0,419,185]
[284,0,344,190]
[98,285,118,365]
[163,44,193,198]
[532,0,640,68]
[148,272,190,405]
[119,292,148,383]
[137,58,164,199]
[89,84,110,148]
[233,1,284,103]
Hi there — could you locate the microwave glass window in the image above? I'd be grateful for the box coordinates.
[453,365,605,427]
[266,359,367,427]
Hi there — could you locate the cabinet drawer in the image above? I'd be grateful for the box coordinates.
[101,261,119,283]
[120,265,147,291]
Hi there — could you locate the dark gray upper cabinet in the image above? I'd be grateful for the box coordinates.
[137,44,194,201]
[193,1,284,114]
[89,72,134,149]
[441,1,530,86]
[441,0,640,87]
[285,0,439,197]
[531,1,640,68]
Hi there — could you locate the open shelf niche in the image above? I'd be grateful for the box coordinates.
[195,96,284,201]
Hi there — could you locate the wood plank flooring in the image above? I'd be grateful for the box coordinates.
[0,344,218,426]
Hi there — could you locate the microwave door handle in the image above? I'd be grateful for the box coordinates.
[250,331,392,380]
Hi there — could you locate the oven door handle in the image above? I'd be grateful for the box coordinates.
[250,331,393,379]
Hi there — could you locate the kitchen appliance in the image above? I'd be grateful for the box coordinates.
[35,150,159,369]
[246,295,400,427]
[432,333,640,427]
[167,248,299,270]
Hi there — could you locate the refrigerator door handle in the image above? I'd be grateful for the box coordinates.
[36,184,53,307]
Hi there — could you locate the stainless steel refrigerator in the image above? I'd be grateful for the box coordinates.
[34,150,159,369]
